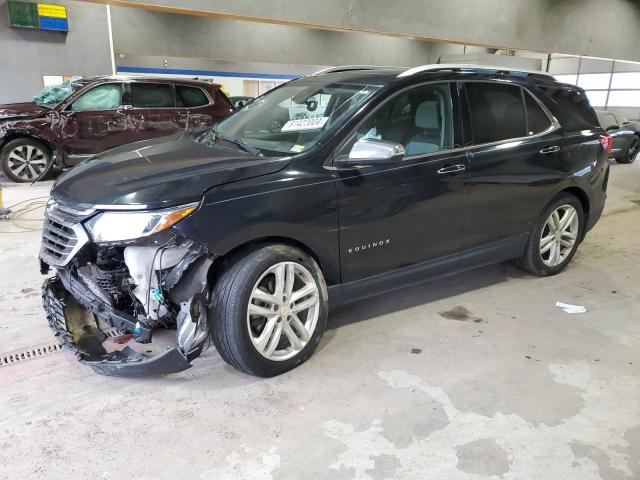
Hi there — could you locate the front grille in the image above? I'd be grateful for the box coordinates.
[40,199,94,267]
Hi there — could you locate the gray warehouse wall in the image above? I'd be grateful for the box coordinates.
[84,0,640,62]
[0,0,112,103]
[109,6,433,69]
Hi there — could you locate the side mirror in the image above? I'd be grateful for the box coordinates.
[606,125,620,131]
[336,138,405,168]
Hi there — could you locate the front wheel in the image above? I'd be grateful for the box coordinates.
[616,135,639,164]
[210,245,328,377]
[1,138,52,183]
[517,194,584,276]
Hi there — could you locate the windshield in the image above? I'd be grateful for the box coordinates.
[213,78,382,156]
[33,80,83,106]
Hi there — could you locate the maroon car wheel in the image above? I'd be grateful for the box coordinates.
[1,138,51,183]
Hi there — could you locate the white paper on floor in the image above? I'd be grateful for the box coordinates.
[556,302,587,314]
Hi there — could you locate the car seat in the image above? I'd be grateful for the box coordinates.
[405,101,442,156]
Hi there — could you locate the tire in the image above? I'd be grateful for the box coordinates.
[210,244,328,377]
[517,193,585,277]
[1,138,52,183]
[616,135,639,164]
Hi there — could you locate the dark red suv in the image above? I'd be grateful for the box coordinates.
[0,76,234,182]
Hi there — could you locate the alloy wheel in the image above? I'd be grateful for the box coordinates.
[247,261,320,361]
[7,144,48,180]
[539,204,580,267]
[629,138,639,161]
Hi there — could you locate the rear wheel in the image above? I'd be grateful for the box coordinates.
[1,138,51,183]
[517,194,584,276]
[210,245,328,377]
[616,135,639,164]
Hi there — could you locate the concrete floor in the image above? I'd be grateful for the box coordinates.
[1,162,639,480]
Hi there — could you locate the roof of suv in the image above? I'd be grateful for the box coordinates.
[310,64,556,86]
[82,75,219,87]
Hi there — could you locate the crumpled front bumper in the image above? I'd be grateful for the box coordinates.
[42,275,204,376]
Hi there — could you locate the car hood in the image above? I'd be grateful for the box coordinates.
[52,131,291,209]
[0,102,48,121]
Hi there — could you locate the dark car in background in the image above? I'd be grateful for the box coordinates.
[40,65,610,377]
[596,110,639,164]
[0,76,234,182]
[229,96,255,109]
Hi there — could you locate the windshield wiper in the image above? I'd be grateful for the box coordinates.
[213,131,263,157]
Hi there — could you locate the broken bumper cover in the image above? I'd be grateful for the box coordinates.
[42,275,204,376]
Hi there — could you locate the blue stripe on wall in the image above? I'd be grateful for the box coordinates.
[116,66,302,80]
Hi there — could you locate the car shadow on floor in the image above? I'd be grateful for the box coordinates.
[325,261,527,332]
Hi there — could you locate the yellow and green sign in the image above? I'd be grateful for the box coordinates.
[8,1,68,32]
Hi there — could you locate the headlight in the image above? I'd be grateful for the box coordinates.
[85,202,199,242]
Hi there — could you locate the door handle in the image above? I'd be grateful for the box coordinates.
[437,164,466,175]
[540,146,560,155]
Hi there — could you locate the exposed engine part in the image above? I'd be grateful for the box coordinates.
[123,246,189,321]
[77,264,114,306]
[95,265,130,303]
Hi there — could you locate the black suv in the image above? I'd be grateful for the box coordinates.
[40,65,610,377]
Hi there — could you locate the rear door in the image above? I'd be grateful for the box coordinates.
[462,81,564,249]
[336,82,469,283]
[58,82,129,163]
[127,81,184,141]
[175,84,217,130]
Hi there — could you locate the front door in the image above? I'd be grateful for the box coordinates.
[336,82,468,283]
[58,82,129,164]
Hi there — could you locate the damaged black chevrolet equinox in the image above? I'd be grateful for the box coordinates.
[40,65,611,377]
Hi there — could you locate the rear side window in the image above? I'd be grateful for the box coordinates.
[539,86,599,132]
[524,91,552,135]
[176,85,210,107]
[130,83,174,108]
[466,83,526,144]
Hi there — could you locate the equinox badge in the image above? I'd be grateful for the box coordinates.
[348,239,391,254]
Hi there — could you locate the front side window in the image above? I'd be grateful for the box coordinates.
[213,78,382,156]
[71,83,123,111]
[130,83,174,108]
[466,82,526,144]
[176,85,209,108]
[353,83,454,156]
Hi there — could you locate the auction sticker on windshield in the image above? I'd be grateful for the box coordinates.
[281,116,329,132]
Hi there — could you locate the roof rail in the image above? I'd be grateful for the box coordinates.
[397,63,554,79]
[312,65,400,76]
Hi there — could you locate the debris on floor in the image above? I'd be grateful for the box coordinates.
[555,302,587,314]
[439,305,485,323]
